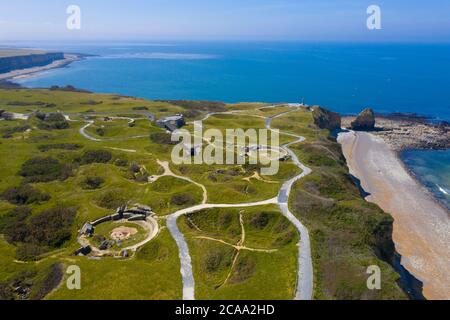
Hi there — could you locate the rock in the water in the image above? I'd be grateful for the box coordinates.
[312,106,342,131]
[351,108,376,130]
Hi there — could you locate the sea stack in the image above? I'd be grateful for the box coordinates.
[351,108,376,130]
[312,106,342,131]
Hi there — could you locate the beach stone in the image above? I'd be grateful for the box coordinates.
[312,106,342,131]
[351,108,376,130]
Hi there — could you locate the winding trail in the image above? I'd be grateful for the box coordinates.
[74,103,314,300]
[165,104,314,300]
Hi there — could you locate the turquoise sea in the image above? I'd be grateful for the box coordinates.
[12,41,450,209]
[401,150,450,210]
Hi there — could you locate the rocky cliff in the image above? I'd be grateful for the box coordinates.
[312,106,342,131]
[351,108,376,130]
[0,52,65,74]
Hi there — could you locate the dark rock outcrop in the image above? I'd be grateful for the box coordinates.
[312,106,342,131]
[0,52,64,74]
[351,108,376,130]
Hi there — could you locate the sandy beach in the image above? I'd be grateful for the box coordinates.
[338,131,450,300]
[0,53,81,81]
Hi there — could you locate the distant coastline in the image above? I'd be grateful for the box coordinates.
[0,51,86,82]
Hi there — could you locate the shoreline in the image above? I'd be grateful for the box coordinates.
[0,53,83,82]
[338,130,450,300]
[398,149,450,213]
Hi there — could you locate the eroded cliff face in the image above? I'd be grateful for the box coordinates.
[0,53,64,73]
[312,106,342,131]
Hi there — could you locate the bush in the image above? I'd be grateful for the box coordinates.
[15,244,48,261]
[250,212,270,230]
[18,157,72,183]
[114,158,128,167]
[132,106,149,111]
[31,263,64,300]
[80,150,112,164]
[0,282,14,300]
[150,132,176,145]
[1,125,31,138]
[1,184,50,205]
[96,190,126,209]
[3,206,76,254]
[27,206,77,248]
[96,127,105,136]
[203,249,225,273]
[38,143,82,152]
[129,162,141,173]
[171,193,196,206]
[81,176,105,190]
[0,206,31,235]
[35,113,69,130]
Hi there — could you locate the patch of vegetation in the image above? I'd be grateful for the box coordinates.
[80,176,105,190]
[0,263,63,300]
[249,212,270,230]
[79,150,112,164]
[1,125,30,138]
[170,193,196,206]
[156,100,227,113]
[34,112,69,130]
[137,241,169,262]
[203,248,230,273]
[18,157,72,183]
[38,143,82,152]
[132,106,149,111]
[228,255,257,284]
[1,206,77,261]
[1,184,50,205]
[96,189,127,209]
[150,132,176,145]
[114,158,128,167]
[31,263,64,300]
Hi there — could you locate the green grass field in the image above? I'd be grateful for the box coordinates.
[0,88,406,300]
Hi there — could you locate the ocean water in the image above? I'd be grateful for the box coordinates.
[15,42,450,121]
[12,42,450,209]
[401,149,450,210]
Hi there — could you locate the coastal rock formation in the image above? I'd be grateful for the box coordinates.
[0,52,64,74]
[312,106,341,131]
[351,108,376,130]
[343,114,450,151]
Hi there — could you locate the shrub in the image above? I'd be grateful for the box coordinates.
[35,113,69,130]
[129,162,141,173]
[15,244,47,262]
[250,212,270,230]
[96,190,126,209]
[81,176,105,190]
[1,125,31,138]
[203,249,225,273]
[114,158,128,167]
[96,127,105,136]
[150,132,176,145]
[18,157,72,183]
[38,143,82,152]
[27,206,77,248]
[0,206,31,234]
[132,106,149,111]
[31,263,64,300]
[0,282,14,300]
[3,206,76,254]
[80,150,112,164]
[1,184,50,205]
[171,193,196,206]
[229,256,257,284]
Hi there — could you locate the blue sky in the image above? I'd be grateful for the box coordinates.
[1,0,450,42]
